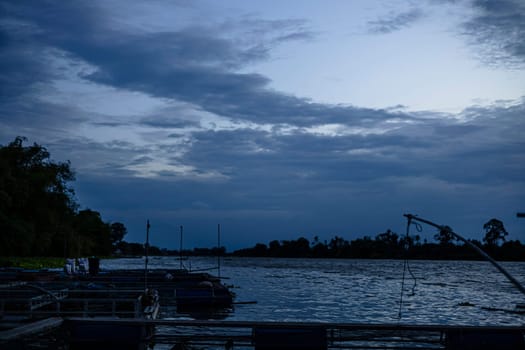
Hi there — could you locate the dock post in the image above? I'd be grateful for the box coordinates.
[134,300,140,318]
[145,219,150,291]
[218,223,221,279]
[83,300,88,317]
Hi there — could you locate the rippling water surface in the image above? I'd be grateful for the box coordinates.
[101,256,525,325]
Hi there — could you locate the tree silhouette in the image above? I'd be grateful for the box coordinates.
[0,137,118,257]
[376,229,399,246]
[110,222,127,246]
[0,137,76,256]
[483,218,508,246]
[434,226,454,245]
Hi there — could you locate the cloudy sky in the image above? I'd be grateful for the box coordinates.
[1,0,524,250]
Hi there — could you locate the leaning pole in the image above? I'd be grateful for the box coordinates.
[404,214,525,297]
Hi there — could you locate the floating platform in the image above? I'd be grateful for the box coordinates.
[0,267,235,311]
[1,317,524,349]
[38,318,525,349]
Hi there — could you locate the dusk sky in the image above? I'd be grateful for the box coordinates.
[1,0,524,250]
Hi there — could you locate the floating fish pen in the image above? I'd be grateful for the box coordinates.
[0,282,159,320]
[0,267,234,348]
[0,264,235,309]
[0,266,235,326]
[76,268,235,308]
[0,283,159,350]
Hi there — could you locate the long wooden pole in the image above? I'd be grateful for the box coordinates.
[180,225,183,270]
[217,223,221,279]
[404,214,525,297]
[144,220,150,291]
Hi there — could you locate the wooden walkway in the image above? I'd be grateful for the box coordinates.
[64,318,525,349]
[0,317,524,349]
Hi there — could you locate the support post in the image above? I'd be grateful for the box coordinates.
[145,220,150,291]
[180,225,183,270]
[218,223,221,279]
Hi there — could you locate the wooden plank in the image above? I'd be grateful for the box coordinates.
[64,317,525,332]
[30,291,68,311]
[0,317,63,340]
[63,318,525,349]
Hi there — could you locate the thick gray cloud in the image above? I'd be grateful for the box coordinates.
[462,0,525,67]
[72,101,525,247]
[182,100,524,188]
[1,1,329,127]
[368,1,525,67]
[1,1,523,248]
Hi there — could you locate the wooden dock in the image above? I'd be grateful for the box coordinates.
[0,317,524,349]
[63,318,525,349]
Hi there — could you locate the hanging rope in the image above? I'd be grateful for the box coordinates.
[398,216,421,320]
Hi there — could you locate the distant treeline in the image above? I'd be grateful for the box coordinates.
[114,242,226,257]
[131,225,525,262]
[230,226,525,261]
[0,137,127,257]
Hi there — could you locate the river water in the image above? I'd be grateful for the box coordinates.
[101,256,525,326]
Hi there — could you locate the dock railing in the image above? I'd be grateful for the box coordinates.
[0,288,146,319]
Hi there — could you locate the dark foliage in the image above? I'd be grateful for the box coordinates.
[231,226,525,261]
[0,137,126,257]
[110,222,127,245]
[483,218,508,246]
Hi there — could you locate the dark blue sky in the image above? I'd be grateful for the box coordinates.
[1,0,524,249]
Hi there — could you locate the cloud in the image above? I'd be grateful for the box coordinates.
[0,1,326,128]
[367,8,424,34]
[462,0,525,67]
[176,98,525,196]
[2,0,523,188]
[231,17,316,46]
[70,96,525,247]
[1,0,420,145]
[1,1,524,247]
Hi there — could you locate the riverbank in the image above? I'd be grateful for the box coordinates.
[0,257,65,269]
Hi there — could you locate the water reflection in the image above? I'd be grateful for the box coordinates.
[101,257,525,325]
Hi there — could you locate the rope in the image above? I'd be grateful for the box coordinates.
[398,217,421,320]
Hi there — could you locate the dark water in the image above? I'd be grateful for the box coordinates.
[101,256,525,325]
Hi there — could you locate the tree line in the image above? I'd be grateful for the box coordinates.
[230,221,525,261]
[0,137,127,257]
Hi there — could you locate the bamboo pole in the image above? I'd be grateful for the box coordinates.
[144,220,150,291]
[180,225,183,270]
[217,224,221,279]
[404,214,525,297]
